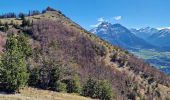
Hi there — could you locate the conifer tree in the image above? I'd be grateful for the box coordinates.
[0,34,29,92]
[17,34,32,58]
[0,20,2,26]
[66,75,81,94]
[83,78,114,100]
[4,22,9,32]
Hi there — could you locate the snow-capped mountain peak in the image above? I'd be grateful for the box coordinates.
[90,23,154,50]
[157,29,170,37]
[90,21,112,34]
[138,27,158,33]
[130,27,158,40]
[91,22,131,35]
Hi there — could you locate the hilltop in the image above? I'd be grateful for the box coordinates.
[0,7,170,100]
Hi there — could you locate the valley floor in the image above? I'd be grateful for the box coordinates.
[0,87,93,100]
[130,49,170,75]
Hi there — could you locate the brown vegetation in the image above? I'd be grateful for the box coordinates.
[29,17,170,99]
[0,9,169,100]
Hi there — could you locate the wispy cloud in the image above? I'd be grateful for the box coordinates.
[90,16,122,28]
[90,17,105,27]
[97,17,105,22]
[114,16,122,21]
[90,22,102,28]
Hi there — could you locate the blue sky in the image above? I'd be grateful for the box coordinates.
[0,0,170,30]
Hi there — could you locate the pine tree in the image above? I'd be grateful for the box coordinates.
[0,34,29,93]
[53,81,66,92]
[97,80,114,100]
[82,78,98,98]
[66,75,81,94]
[4,22,9,32]
[21,16,28,27]
[17,34,32,58]
[82,78,114,100]
[48,63,62,90]
[21,17,32,27]
[28,67,40,86]
[0,20,2,26]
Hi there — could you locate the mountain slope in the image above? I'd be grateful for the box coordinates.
[0,8,170,100]
[90,22,155,50]
[29,9,170,100]
[149,29,170,50]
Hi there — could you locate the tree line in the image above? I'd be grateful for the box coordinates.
[0,10,40,19]
[0,7,59,19]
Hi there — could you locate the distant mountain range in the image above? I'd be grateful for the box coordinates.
[131,27,170,50]
[149,29,170,50]
[90,22,170,75]
[90,22,155,50]
[90,21,170,51]
[130,27,158,40]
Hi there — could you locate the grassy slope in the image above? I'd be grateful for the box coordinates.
[0,88,93,100]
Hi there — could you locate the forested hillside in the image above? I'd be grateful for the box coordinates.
[0,7,169,100]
